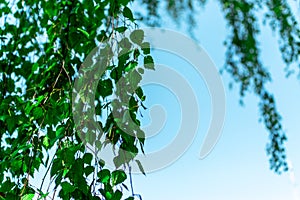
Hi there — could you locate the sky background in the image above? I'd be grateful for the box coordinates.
[130,1,300,200]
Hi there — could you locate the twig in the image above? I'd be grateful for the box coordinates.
[39,154,55,192]
[129,166,134,196]
[62,60,71,85]
[42,61,64,105]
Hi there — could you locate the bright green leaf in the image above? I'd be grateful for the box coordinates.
[77,28,90,38]
[43,136,50,148]
[21,194,34,200]
[125,61,138,72]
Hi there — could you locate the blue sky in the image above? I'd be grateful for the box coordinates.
[130,1,300,199]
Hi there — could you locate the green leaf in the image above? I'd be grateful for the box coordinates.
[6,117,16,133]
[0,180,14,192]
[43,136,50,148]
[97,169,110,184]
[119,0,131,6]
[95,140,102,149]
[32,63,39,72]
[113,190,123,200]
[123,7,134,21]
[63,168,69,177]
[111,170,127,185]
[135,160,146,175]
[56,126,65,138]
[134,48,140,59]
[105,191,113,199]
[144,55,155,70]
[125,61,138,72]
[83,153,93,164]
[98,79,113,97]
[115,26,127,33]
[111,67,123,82]
[135,87,144,100]
[99,159,105,168]
[21,194,34,200]
[119,38,131,50]
[33,107,43,119]
[0,115,8,122]
[51,158,62,177]
[141,42,151,54]
[11,159,22,171]
[62,148,75,166]
[137,67,144,74]
[61,182,76,193]
[84,166,94,176]
[113,155,123,169]
[130,29,144,45]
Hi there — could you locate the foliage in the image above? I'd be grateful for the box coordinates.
[0,0,152,199]
[137,0,300,173]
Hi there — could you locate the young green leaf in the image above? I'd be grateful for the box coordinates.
[21,194,34,200]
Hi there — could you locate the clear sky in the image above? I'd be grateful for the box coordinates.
[130,1,300,200]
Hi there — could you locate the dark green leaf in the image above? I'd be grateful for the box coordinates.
[113,190,123,200]
[115,26,128,33]
[84,166,94,176]
[125,197,134,200]
[111,170,127,185]
[123,7,134,21]
[98,79,113,97]
[141,42,151,54]
[61,182,76,193]
[97,169,111,184]
[83,153,93,164]
[144,55,155,70]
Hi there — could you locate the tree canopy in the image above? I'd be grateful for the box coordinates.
[0,0,299,199]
